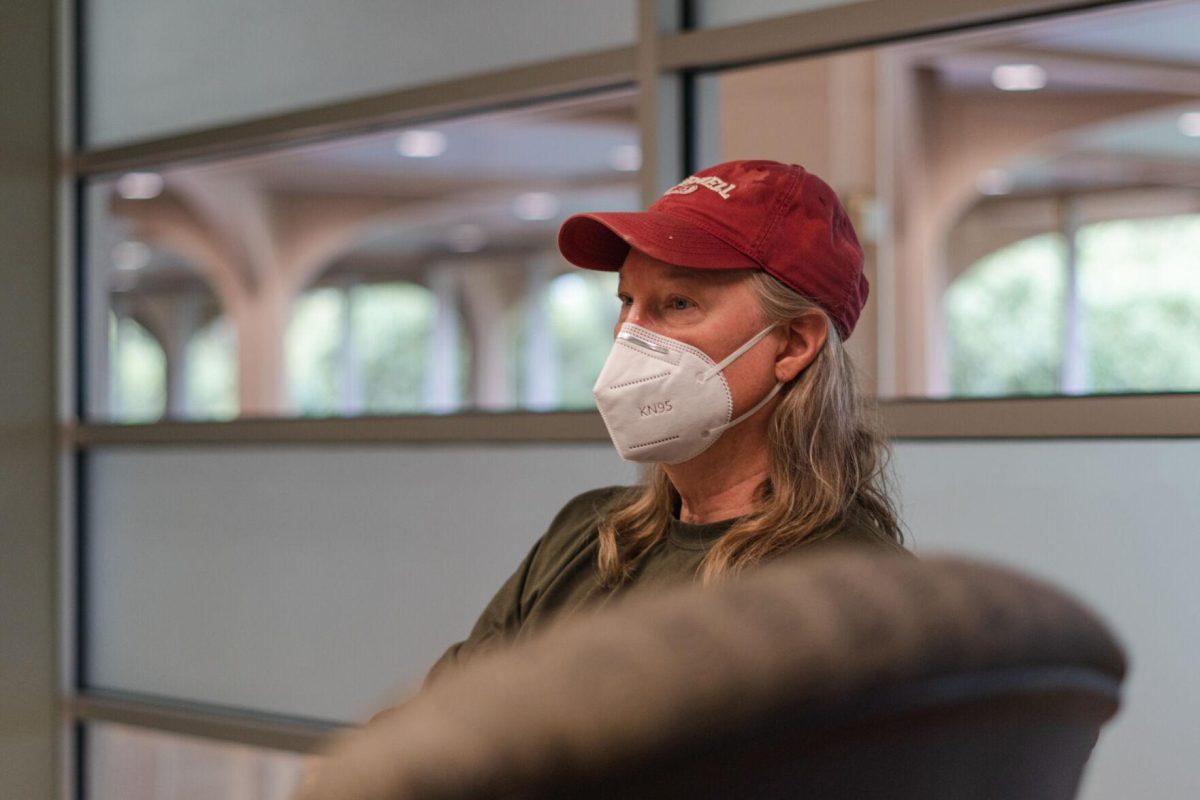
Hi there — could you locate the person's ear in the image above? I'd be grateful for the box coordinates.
[774,310,828,383]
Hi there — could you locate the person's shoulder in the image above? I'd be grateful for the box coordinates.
[563,484,631,512]
[821,523,913,557]
[515,485,631,573]
[802,502,914,559]
[519,484,631,596]
[544,484,630,537]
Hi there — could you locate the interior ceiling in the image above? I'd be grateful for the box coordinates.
[346,182,639,258]
[1021,0,1200,64]
[927,0,1200,83]
[183,90,639,197]
[125,89,640,276]
[919,0,1200,195]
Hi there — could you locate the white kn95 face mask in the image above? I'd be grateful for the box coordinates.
[592,321,784,464]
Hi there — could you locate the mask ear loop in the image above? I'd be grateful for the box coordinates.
[698,321,786,438]
[700,322,782,382]
[704,379,784,438]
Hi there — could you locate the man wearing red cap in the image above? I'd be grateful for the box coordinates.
[385,160,909,710]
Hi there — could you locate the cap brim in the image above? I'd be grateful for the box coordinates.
[558,210,760,272]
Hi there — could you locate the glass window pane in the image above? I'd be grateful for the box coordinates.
[83,91,637,422]
[83,444,635,721]
[108,312,167,421]
[86,721,311,800]
[82,0,636,147]
[692,1,1200,398]
[944,234,1066,396]
[1078,216,1200,392]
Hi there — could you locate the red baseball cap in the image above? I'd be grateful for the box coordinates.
[557,159,868,340]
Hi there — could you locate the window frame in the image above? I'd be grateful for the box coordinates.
[55,2,1197,798]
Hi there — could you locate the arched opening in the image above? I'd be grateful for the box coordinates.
[945,233,1064,397]
[946,213,1200,397]
[286,280,460,415]
[541,270,620,409]
[1076,214,1200,393]
[186,315,238,420]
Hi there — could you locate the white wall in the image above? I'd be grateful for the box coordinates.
[892,438,1200,800]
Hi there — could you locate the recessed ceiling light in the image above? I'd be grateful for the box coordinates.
[1178,112,1200,138]
[116,172,164,200]
[607,144,642,172]
[112,240,152,271]
[394,129,447,158]
[976,169,1012,196]
[447,223,487,253]
[513,192,560,221]
[991,64,1046,92]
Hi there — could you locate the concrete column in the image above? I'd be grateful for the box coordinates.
[457,261,526,410]
[521,254,561,410]
[423,265,463,413]
[109,309,128,418]
[164,321,192,419]
[924,218,953,398]
[336,283,364,416]
[112,179,416,419]
[127,293,208,420]
[1058,196,1090,395]
[228,284,295,417]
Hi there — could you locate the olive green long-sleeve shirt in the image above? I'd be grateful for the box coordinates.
[422,484,907,688]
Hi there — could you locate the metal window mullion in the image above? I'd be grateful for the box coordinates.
[55,1,84,800]
[636,0,687,205]
[70,410,612,447]
[656,0,1142,73]
[64,395,1200,446]
[71,691,341,755]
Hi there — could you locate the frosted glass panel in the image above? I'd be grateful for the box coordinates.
[84,443,635,721]
[82,435,1200,797]
[695,0,869,28]
[892,438,1200,800]
[83,0,635,146]
[87,721,311,800]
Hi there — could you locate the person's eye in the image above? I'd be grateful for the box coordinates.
[616,293,632,306]
[667,296,694,311]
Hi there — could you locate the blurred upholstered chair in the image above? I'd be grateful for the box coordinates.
[296,546,1126,800]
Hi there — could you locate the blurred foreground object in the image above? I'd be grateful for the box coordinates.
[297,548,1126,800]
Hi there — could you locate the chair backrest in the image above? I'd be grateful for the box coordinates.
[556,664,1120,800]
[298,548,1127,800]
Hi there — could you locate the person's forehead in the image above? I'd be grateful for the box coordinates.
[617,260,716,287]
